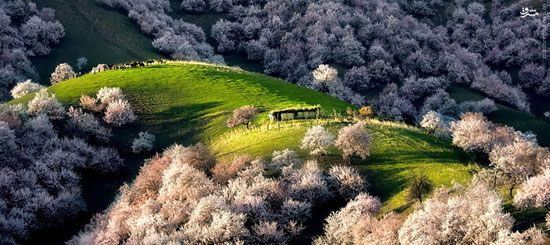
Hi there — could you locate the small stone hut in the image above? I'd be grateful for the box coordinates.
[268,106,321,122]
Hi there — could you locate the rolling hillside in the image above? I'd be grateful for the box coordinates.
[11,62,480,243]
[30,0,550,150]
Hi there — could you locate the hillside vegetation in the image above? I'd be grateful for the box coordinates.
[212,119,477,214]
[13,62,477,215]
[12,62,350,148]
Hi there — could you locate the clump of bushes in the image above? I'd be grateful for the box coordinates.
[79,87,137,126]
[0,103,122,243]
[10,79,44,99]
[68,146,370,244]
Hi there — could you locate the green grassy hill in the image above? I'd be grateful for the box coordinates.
[12,62,350,148]
[212,119,477,214]
[12,62,478,216]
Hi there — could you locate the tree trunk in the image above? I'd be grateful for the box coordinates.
[348,156,352,165]
[509,184,515,199]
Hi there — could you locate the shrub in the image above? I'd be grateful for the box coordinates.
[407,172,433,203]
[79,95,104,112]
[300,125,334,156]
[131,131,155,153]
[335,122,372,164]
[166,143,216,173]
[67,107,112,142]
[398,183,515,244]
[327,165,367,200]
[96,87,126,105]
[10,79,44,99]
[226,105,258,128]
[27,89,65,119]
[50,63,77,84]
[420,110,446,133]
[359,106,373,118]
[103,99,136,126]
[314,193,381,244]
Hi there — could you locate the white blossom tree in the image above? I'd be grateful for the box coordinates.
[312,64,338,91]
[103,99,136,126]
[450,112,495,153]
[327,165,367,200]
[420,110,446,133]
[301,125,334,155]
[50,63,77,84]
[489,140,550,198]
[96,87,126,105]
[313,193,381,244]
[10,79,44,99]
[335,122,372,164]
[27,89,65,119]
[270,149,301,173]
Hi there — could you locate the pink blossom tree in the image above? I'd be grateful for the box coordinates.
[450,112,495,153]
[398,183,515,245]
[489,140,550,198]
[103,99,136,126]
[226,105,258,128]
[514,169,550,209]
[334,122,372,164]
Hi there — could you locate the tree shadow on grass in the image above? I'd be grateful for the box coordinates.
[360,166,410,203]
[112,101,223,150]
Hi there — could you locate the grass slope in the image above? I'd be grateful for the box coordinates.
[13,62,350,149]
[212,119,478,214]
